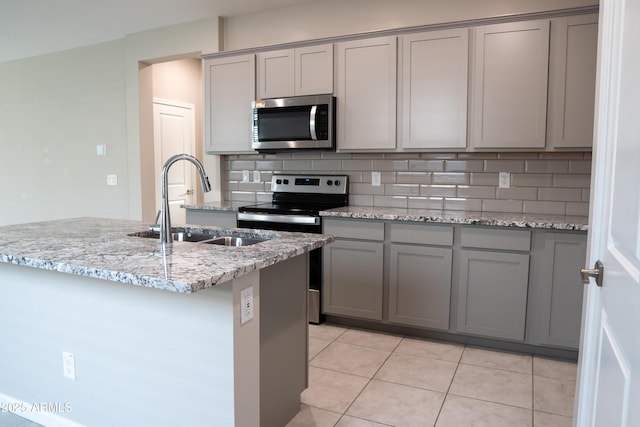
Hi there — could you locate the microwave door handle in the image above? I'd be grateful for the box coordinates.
[309,105,318,140]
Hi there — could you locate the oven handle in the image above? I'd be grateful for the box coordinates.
[237,212,320,225]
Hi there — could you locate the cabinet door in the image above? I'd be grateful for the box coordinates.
[533,233,587,349]
[470,20,550,149]
[294,44,334,95]
[547,14,598,149]
[389,244,452,330]
[257,49,294,99]
[323,240,384,320]
[400,29,468,150]
[336,36,397,150]
[204,54,255,153]
[457,250,530,341]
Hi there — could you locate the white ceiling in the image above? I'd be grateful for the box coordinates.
[0,0,315,63]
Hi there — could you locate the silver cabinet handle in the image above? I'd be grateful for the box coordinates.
[581,260,604,287]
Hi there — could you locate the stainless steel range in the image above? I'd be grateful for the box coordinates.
[237,174,349,324]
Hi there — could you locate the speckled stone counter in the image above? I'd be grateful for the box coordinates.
[183,202,238,212]
[320,206,588,231]
[0,217,333,293]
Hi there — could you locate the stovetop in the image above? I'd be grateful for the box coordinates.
[238,174,349,216]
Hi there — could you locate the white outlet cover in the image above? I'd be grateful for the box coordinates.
[107,175,118,186]
[240,286,253,324]
[498,172,511,189]
[62,351,76,380]
[96,145,107,156]
[242,170,250,183]
[372,171,381,187]
[253,170,261,183]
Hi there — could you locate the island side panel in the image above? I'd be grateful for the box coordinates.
[0,263,236,427]
[259,254,309,427]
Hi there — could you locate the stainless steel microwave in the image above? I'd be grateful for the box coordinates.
[251,94,336,152]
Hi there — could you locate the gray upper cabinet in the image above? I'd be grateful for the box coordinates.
[470,20,550,149]
[547,14,598,149]
[335,36,397,151]
[389,223,454,330]
[322,219,384,320]
[456,227,531,341]
[528,231,587,349]
[257,44,334,99]
[204,54,256,154]
[399,29,469,150]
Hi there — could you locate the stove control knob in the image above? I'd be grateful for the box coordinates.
[334,180,341,186]
[326,180,333,186]
[283,179,289,185]
[276,179,282,185]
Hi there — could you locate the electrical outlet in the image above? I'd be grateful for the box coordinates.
[253,170,261,183]
[96,145,107,156]
[371,171,381,187]
[498,172,511,189]
[240,287,254,325]
[107,175,118,186]
[62,351,76,380]
[242,170,250,183]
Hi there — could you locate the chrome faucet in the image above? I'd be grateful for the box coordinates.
[160,154,212,244]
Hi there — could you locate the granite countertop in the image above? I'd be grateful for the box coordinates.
[0,217,333,293]
[320,206,588,231]
[183,202,238,212]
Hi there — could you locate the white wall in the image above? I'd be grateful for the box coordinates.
[222,0,598,50]
[0,18,218,226]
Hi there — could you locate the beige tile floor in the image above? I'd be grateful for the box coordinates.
[287,323,578,427]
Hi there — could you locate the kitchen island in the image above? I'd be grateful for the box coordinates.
[0,218,333,427]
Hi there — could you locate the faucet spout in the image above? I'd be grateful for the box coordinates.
[160,154,211,244]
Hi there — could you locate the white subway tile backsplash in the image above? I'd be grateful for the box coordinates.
[538,188,583,202]
[456,185,496,199]
[525,160,569,174]
[222,151,591,216]
[385,184,420,196]
[566,202,590,216]
[409,159,445,172]
[432,172,469,185]
[445,160,484,172]
[420,185,457,198]
[408,196,444,210]
[495,187,538,200]
[523,200,567,215]
[444,197,483,211]
[484,160,525,173]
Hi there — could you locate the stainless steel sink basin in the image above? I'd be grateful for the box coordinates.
[207,236,265,246]
[128,228,269,246]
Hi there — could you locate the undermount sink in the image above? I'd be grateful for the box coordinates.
[128,228,269,246]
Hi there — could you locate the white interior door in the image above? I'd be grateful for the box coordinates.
[153,99,196,226]
[575,1,640,426]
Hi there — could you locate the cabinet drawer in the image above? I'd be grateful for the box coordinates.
[323,219,384,241]
[460,227,531,251]
[390,223,453,246]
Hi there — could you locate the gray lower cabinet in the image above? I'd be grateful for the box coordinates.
[456,249,530,341]
[389,244,452,329]
[455,227,532,341]
[388,223,454,330]
[528,231,587,349]
[322,220,384,320]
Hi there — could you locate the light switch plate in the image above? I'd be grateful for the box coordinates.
[62,351,76,380]
[253,170,261,183]
[242,170,250,183]
[107,175,118,186]
[96,145,107,156]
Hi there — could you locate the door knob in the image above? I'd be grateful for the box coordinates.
[581,260,604,287]
[186,189,194,195]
